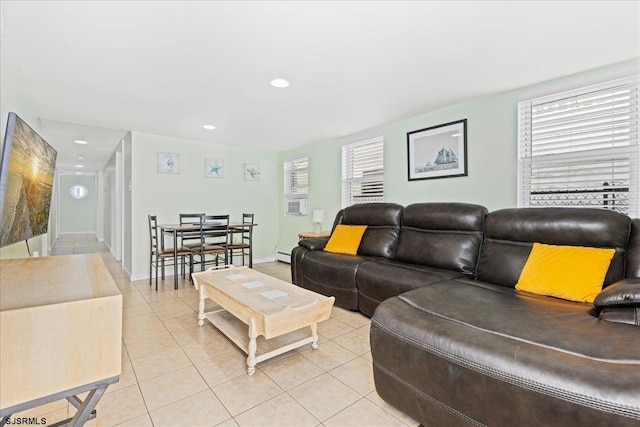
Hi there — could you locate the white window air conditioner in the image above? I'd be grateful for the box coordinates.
[286,198,308,216]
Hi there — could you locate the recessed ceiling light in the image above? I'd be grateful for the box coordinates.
[75,164,84,168]
[74,140,88,145]
[203,125,216,130]
[270,78,290,88]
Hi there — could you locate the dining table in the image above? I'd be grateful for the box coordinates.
[158,221,257,289]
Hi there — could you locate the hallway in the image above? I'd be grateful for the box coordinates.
[50,233,110,256]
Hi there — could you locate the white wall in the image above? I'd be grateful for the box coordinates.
[129,132,279,279]
[276,59,640,255]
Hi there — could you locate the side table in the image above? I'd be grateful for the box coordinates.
[298,231,331,240]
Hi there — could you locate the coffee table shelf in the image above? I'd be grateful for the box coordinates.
[205,309,317,364]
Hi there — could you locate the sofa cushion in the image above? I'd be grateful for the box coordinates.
[476,208,630,288]
[295,249,369,310]
[394,203,487,274]
[401,278,640,360]
[371,279,640,426]
[515,243,615,303]
[355,259,465,317]
[338,203,402,258]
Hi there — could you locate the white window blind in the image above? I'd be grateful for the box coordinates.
[518,76,639,217]
[284,156,308,215]
[342,136,384,207]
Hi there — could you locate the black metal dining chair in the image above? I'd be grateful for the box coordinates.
[185,214,230,276]
[228,213,254,268]
[179,212,205,248]
[148,215,192,291]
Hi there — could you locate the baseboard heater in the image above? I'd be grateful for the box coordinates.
[276,251,291,264]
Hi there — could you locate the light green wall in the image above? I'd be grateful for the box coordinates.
[130,132,279,279]
[58,174,96,233]
[277,59,640,255]
[0,38,47,258]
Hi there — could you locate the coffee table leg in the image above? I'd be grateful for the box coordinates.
[247,317,258,375]
[198,287,206,327]
[311,323,319,350]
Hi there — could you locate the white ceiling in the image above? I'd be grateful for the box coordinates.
[1,1,639,173]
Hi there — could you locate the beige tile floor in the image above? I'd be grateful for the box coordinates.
[16,234,419,427]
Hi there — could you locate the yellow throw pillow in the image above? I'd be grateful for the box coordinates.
[323,225,368,255]
[516,243,615,303]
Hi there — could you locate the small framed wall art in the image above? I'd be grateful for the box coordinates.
[407,119,467,181]
[245,163,261,181]
[157,152,181,174]
[205,158,224,178]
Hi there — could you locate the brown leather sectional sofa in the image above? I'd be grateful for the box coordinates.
[291,202,640,426]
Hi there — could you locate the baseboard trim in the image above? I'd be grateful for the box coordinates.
[130,273,148,281]
[275,251,291,264]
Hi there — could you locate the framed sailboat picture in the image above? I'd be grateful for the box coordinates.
[407,119,467,181]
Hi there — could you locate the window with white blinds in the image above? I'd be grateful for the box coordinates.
[518,76,639,217]
[342,136,384,207]
[284,156,308,215]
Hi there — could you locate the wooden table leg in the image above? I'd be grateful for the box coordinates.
[311,323,319,350]
[247,317,258,375]
[198,287,206,327]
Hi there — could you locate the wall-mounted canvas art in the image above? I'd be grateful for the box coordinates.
[204,158,224,178]
[0,112,57,247]
[157,152,180,174]
[245,163,261,181]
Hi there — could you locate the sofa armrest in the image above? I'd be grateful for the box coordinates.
[298,237,329,251]
[595,278,640,308]
[593,278,640,326]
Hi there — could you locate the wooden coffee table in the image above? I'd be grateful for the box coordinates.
[192,266,334,375]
